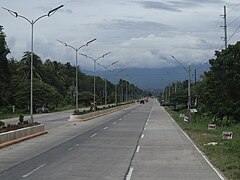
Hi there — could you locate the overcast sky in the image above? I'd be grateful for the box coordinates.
[1,0,240,73]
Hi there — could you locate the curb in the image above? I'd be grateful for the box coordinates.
[0,131,47,149]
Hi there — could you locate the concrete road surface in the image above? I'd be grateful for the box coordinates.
[0,99,225,180]
[128,99,225,180]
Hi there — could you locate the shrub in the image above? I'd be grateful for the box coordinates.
[18,115,24,124]
[0,120,5,128]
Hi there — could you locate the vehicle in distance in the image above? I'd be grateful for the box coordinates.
[36,107,49,113]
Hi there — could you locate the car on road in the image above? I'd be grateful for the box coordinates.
[140,100,145,104]
[36,107,49,113]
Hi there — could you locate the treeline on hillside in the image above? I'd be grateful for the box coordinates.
[160,42,240,124]
[0,25,142,113]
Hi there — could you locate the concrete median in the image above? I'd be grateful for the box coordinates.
[0,124,46,148]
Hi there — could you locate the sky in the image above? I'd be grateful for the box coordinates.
[1,0,240,89]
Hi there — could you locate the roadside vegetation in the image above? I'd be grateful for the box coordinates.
[160,41,240,180]
[0,25,144,120]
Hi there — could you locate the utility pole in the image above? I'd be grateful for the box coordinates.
[125,82,128,102]
[221,6,228,49]
[165,87,168,101]
[168,84,171,101]
[188,65,191,109]
[195,69,197,85]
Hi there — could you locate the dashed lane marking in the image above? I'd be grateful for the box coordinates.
[90,133,98,138]
[22,164,46,178]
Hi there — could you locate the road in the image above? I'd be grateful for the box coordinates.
[0,99,224,180]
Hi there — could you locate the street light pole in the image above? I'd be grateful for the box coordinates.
[79,52,111,109]
[171,55,191,109]
[58,38,96,110]
[3,5,64,123]
[100,61,119,106]
[187,64,191,109]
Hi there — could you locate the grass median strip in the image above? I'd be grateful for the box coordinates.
[165,106,240,180]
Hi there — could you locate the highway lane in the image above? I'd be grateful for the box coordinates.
[0,102,152,180]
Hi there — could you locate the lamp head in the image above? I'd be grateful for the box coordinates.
[2,7,18,17]
[48,5,64,17]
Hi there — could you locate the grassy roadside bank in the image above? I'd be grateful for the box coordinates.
[165,107,240,180]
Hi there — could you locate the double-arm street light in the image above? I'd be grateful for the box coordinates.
[100,61,119,106]
[2,5,64,123]
[58,38,96,110]
[171,55,191,109]
[79,52,111,109]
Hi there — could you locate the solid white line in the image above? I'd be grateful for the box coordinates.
[168,114,226,180]
[103,126,108,130]
[136,146,140,153]
[141,134,144,138]
[126,167,134,180]
[112,121,117,124]
[22,164,46,178]
[90,133,98,138]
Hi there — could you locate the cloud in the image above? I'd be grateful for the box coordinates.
[107,33,212,69]
[138,0,226,12]
[96,19,177,40]
[138,1,181,12]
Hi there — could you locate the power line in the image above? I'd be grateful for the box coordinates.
[228,15,240,26]
[196,18,223,71]
[227,1,240,15]
[228,24,240,42]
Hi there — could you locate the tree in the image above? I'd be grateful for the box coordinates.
[14,79,61,111]
[17,52,43,80]
[199,42,240,122]
[0,25,10,106]
[78,91,94,106]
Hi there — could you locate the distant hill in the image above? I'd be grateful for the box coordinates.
[82,63,209,91]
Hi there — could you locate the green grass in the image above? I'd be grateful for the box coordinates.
[165,107,240,180]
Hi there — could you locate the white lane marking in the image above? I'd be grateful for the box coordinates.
[144,127,147,130]
[112,121,117,124]
[146,122,148,125]
[90,133,98,138]
[141,134,144,138]
[136,146,140,153]
[168,114,226,180]
[68,144,80,150]
[124,116,126,118]
[68,147,73,150]
[22,164,46,178]
[126,167,134,180]
[119,118,122,121]
[103,126,108,130]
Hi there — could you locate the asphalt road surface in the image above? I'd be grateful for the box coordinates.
[0,100,224,180]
